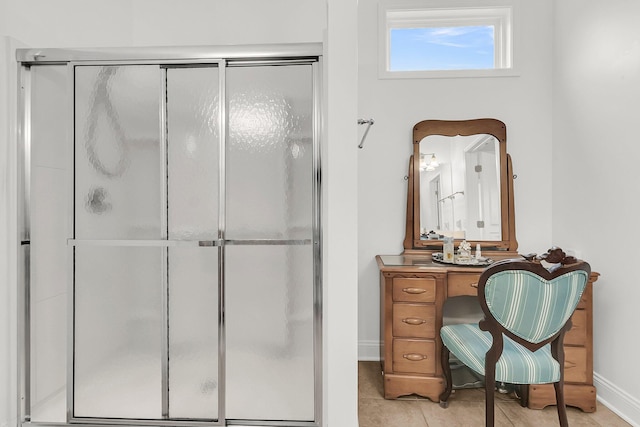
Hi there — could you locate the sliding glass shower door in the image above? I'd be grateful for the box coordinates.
[225,64,315,421]
[72,62,316,423]
[73,64,222,421]
[20,46,320,427]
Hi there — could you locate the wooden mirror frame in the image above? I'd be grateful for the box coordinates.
[403,118,518,252]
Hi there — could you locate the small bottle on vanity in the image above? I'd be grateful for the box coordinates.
[443,237,454,262]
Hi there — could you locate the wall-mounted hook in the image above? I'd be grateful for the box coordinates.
[358,118,375,149]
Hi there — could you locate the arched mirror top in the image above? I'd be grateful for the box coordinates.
[404,118,517,253]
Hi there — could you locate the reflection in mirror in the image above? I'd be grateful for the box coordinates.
[419,134,501,241]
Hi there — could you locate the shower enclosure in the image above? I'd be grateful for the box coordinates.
[17,45,322,427]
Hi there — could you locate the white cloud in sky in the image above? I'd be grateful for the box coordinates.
[413,26,493,49]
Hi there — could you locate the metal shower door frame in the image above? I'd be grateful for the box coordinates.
[16,44,323,427]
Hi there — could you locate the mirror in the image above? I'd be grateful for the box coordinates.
[404,119,517,251]
[419,134,501,241]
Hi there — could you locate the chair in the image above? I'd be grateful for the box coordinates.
[438,254,591,427]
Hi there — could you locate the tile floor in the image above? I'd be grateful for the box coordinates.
[358,361,631,427]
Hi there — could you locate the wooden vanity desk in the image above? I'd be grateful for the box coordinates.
[377,253,600,412]
[376,252,517,402]
[377,118,600,413]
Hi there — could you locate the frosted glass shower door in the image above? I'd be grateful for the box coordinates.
[70,60,317,425]
[225,64,316,422]
[72,64,221,421]
[27,64,70,423]
[73,65,165,420]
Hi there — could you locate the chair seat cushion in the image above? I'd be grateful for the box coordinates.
[440,323,560,384]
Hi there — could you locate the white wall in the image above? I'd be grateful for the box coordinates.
[325,3,359,425]
[129,1,323,46]
[3,0,327,48]
[0,4,7,421]
[552,1,640,424]
[1,35,24,427]
[357,0,555,359]
[3,0,133,47]
[1,1,360,426]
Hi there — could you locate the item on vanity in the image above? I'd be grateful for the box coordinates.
[457,240,472,261]
[431,252,493,266]
[536,246,579,265]
[443,237,454,262]
[521,247,581,273]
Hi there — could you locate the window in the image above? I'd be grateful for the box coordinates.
[380,1,516,78]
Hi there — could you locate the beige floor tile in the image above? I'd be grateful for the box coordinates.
[359,361,432,401]
[498,401,588,427]
[587,401,633,427]
[412,387,493,405]
[358,362,632,427]
[443,387,514,403]
[496,400,634,427]
[358,361,385,400]
[359,398,429,427]
[418,399,513,427]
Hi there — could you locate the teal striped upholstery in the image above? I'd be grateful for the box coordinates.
[484,270,589,343]
[439,260,591,426]
[440,324,560,384]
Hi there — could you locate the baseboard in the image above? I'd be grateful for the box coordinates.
[594,372,640,427]
[358,340,381,361]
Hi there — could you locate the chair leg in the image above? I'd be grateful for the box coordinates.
[554,381,569,427]
[439,345,452,408]
[484,376,496,427]
[485,368,495,427]
[516,384,529,407]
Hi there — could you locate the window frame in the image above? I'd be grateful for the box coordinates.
[379,0,519,79]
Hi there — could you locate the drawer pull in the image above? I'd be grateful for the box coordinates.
[403,353,427,361]
[402,317,427,325]
[403,287,427,294]
[470,283,478,288]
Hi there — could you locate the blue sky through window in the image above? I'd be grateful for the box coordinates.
[390,26,495,71]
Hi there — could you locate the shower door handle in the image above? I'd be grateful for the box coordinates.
[198,240,219,247]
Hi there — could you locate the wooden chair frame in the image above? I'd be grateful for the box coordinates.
[439,259,591,427]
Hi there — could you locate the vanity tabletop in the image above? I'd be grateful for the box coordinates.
[376,252,522,273]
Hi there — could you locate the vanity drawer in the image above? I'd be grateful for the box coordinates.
[565,309,587,346]
[447,273,480,297]
[392,278,436,303]
[564,346,588,383]
[392,339,436,375]
[393,304,436,339]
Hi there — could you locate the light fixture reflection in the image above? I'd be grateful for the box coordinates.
[420,153,440,171]
[229,91,294,153]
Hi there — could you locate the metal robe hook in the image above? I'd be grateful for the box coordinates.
[358,118,375,149]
